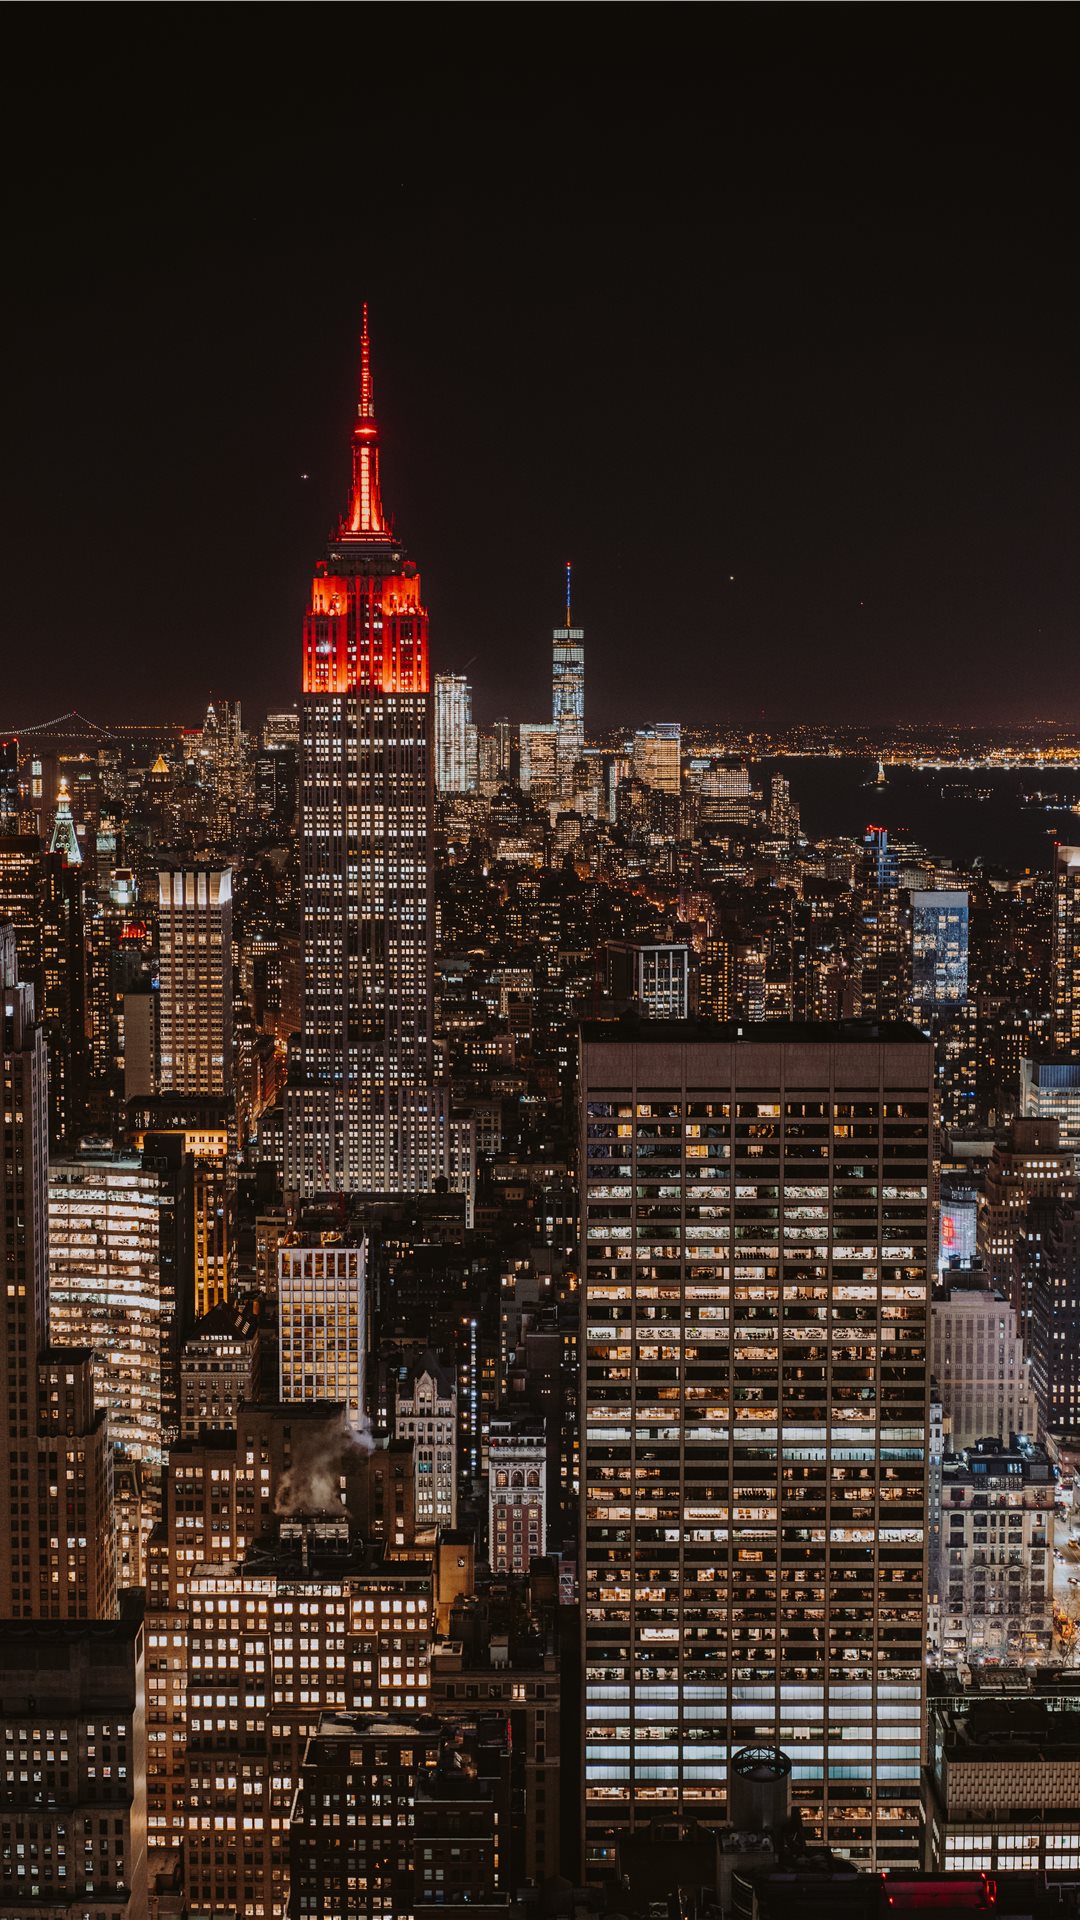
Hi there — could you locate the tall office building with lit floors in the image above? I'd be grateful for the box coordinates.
[283,310,473,1207]
[0,922,147,1915]
[0,921,115,1619]
[580,1019,933,1871]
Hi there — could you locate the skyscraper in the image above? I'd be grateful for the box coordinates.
[552,564,585,736]
[911,890,969,1017]
[284,309,469,1200]
[434,672,477,793]
[553,560,585,794]
[278,1241,366,1418]
[911,889,975,1129]
[157,866,234,1096]
[631,722,681,794]
[1052,843,1080,1054]
[580,1019,933,1870]
[0,922,115,1619]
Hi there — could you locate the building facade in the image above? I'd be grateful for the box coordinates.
[278,1242,367,1420]
[0,923,115,1621]
[1020,1057,1080,1156]
[157,867,234,1096]
[606,941,690,1020]
[488,1414,546,1574]
[580,1020,933,1870]
[911,890,969,1018]
[937,1438,1054,1665]
[0,1608,147,1915]
[1052,843,1080,1054]
[435,673,477,794]
[283,311,469,1203]
[395,1354,458,1531]
[930,1282,1034,1449]
[48,1143,193,1476]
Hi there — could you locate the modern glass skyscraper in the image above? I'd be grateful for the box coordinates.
[580,1020,933,1870]
[284,312,471,1203]
[552,561,585,737]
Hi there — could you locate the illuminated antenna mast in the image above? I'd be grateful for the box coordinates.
[345,303,387,536]
[359,302,374,419]
[566,560,572,629]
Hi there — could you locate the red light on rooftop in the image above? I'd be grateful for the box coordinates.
[301,308,430,696]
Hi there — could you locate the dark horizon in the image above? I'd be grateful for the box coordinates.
[3,16,1078,730]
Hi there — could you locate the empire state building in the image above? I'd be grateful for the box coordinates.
[284,312,471,1203]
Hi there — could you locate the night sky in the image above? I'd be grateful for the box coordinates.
[3,15,1078,731]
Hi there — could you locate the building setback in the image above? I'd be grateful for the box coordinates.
[579,1019,933,1871]
[283,309,470,1204]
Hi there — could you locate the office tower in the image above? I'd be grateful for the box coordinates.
[1052,844,1080,1053]
[937,1438,1054,1666]
[0,734,18,828]
[1027,1200,1080,1432]
[768,772,798,844]
[552,561,585,799]
[0,1606,148,1914]
[157,866,234,1096]
[39,841,89,1148]
[979,1116,1076,1321]
[552,561,585,734]
[143,1403,416,1851]
[284,310,468,1202]
[394,1352,458,1530]
[179,1300,260,1436]
[911,890,968,1017]
[488,1412,547,1573]
[184,1525,432,1918]
[0,923,116,1619]
[580,1020,933,1870]
[48,1139,194,1554]
[435,672,476,793]
[910,888,975,1128]
[698,933,733,1020]
[858,887,911,1021]
[1020,1057,1080,1155]
[606,940,690,1019]
[864,823,898,890]
[278,1241,367,1418]
[86,867,154,1132]
[48,773,82,864]
[0,832,40,974]
[288,1711,445,1919]
[519,720,558,797]
[129,1092,233,1317]
[200,696,250,837]
[930,1281,1033,1448]
[631,722,681,793]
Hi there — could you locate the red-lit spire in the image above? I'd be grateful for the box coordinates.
[345,304,388,538]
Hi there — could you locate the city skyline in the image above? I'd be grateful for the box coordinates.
[8,17,1080,1917]
[3,19,1079,729]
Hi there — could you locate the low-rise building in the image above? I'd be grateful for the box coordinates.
[926,1688,1080,1876]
